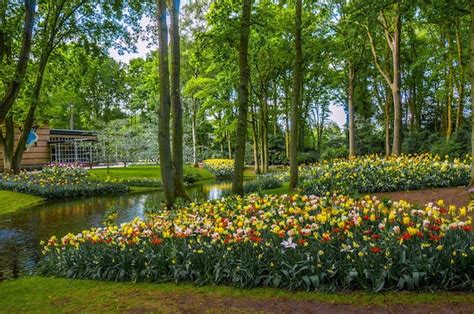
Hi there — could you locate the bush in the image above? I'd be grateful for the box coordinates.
[38,194,474,291]
[300,154,470,196]
[0,171,129,199]
[203,159,234,178]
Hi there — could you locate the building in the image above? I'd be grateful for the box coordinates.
[0,125,99,170]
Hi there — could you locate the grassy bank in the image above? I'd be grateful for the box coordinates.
[0,277,472,312]
[90,165,215,181]
[0,190,44,214]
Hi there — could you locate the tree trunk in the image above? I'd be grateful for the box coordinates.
[470,0,474,187]
[191,99,198,166]
[385,92,391,157]
[0,116,14,171]
[69,104,75,130]
[446,30,454,140]
[258,93,269,172]
[348,58,356,157]
[157,0,175,206]
[231,0,251,195]
[391,10,402,156]
[169,0,188,200]
[455,18,465,130]
[11,48,50,173]
[0,0,35,124]
[251,103,260,174]
[227,130,232,159]
[289,0,302,191]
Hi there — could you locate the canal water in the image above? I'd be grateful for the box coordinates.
[0,180,233,280]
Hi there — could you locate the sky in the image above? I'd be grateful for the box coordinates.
[109,17,347,128]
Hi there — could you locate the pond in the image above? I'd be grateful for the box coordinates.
[0,180,233,280]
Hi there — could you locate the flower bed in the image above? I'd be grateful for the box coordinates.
[38,194,473,291]
[300,154,470,196]
[203,159,234,178]
[0,164,128,199]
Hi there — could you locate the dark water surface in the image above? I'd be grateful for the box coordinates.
[0,180,233,280]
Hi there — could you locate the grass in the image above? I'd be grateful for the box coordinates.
[0,277,472,312]
[129,186,162,193]
[90,165,215,181]
[0,190,44,214]
[262,182,293,195]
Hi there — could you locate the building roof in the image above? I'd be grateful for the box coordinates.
[49,129,97,136]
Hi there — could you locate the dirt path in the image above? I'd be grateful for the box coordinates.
[373,186,470,208]
[122,291,474,313]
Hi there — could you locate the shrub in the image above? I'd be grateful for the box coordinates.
[203,159,234,178]
[0,171,129,199]
[38,194,473,291]
[300,154,470,196]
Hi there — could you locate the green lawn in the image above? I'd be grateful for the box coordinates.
[0,277,472,312]
[0,190,44,215]
[90,165,215,181]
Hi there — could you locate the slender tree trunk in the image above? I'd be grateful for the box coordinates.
[391,11,402,156]
[470,0,474,186]
[69,104,75,130]
[258,93,269,172]
[455,18,465,130]
[385,93,391,157]
[285,108,290,159]
[191,98,198,166]
[227,130,232,159]
[446,30,454,140]
[231,0,251,195]
[0,0,35,124]
[169,0,187,200]
[251,103,260,174]
[289,0,302,191]
[157,0,175,206]
[348,58,356,157]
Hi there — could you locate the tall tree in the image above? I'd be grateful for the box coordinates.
[232,0,251,195]
[0,0,35,124]
[157,0,175,205]
[365,1,402,155]
[170,0,188,199]
[470,0,474,186]
[289,0,302,191]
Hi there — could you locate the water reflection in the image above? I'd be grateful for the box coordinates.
[0,180,234,280]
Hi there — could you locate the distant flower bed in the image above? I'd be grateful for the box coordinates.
[39,194,473,291]
[203,159,234,178]
[300,154,470,196]
[0,164,128,199]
